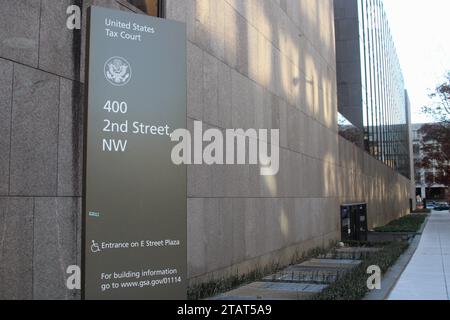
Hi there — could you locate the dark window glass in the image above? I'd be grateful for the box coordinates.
[126,0,165,17]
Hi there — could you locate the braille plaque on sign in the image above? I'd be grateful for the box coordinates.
[83,6,187,300]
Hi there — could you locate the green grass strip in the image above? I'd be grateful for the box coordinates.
[314,241,409,300]
[374,214,427,233]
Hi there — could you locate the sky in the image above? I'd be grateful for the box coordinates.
[383,0,450,124]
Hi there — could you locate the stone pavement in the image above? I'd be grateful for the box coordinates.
[389,210,450,300]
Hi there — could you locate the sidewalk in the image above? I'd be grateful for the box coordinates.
[389,210,450,300]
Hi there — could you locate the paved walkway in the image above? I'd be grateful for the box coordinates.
[389,210,450,300]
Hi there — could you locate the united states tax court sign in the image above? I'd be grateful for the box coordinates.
[83,6,187,300]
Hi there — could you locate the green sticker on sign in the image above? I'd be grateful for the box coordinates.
[83,6,187,300]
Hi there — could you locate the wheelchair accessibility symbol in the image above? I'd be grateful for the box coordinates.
[90,240,101,253]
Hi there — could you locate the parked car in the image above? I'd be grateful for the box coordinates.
[434,203,450,211]
[426,202,436,209]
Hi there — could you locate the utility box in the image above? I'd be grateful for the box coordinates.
[341,203,368,242]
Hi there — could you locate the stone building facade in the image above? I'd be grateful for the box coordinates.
[0,0,411,299]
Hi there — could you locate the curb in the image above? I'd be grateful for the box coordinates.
[363,216,429,300]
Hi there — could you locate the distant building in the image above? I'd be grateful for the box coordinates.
[334,0,411,179]
[412,124,450,201]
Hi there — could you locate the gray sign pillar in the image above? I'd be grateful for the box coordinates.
[83,6,187,300]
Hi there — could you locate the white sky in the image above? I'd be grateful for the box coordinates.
[383,0,450,123]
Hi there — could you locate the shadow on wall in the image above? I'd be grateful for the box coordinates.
[176,0,412,281]
[184,0,355,282]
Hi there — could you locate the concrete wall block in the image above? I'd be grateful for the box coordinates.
[209,0,226,60]
[329,128,340,162]
[324,161,338,198]
[300,0,316,50]
[272,147,287,197]
[279,198,296,247]
[315,158,326,197]
[234,165,252,197]
[183,0,226,59]
[33,197,80,300]
[235,12,249,77]
[0,59,13,195]
[187,42,204,120]
[293,198,308,243]
[202,51,219,125]
[231,198,246,264]
[187,164,213,198]
[250,0,264,38]
[166,0,196,41]
[247,24,260,83]
[294,151,305,197]
[10,64,59,196]
[0,197,34,300]
[217,60,232,128]
[304,76,315,117]
[204,198,233,272]
[322,129,334,164]
[321,0,337,66]
[302,197,317,241]
[261,198,281,254]
[253,83,265,130]
[231,70,254,129]
[211,164,228,197]
[309,198,326,238]
[58,78,83,197]
[290,151,301,197]
[0,0,40,67]
[187,198,206,278]
[257,32,272,91]
[297,154,311,198]
[322,78,338,130]
[281,150,293,197]
[278,99,288,149]
[308,156,322,198]
[243,198,261,259]
[288,63,300,109]
[279,53,293,104]
[223,2,238,69]
[193,0,212,56]
[271,47,282,98]
[300,155,312,198]
[39,0,81,80]
[328,198,340,234]
[309,119,321,159]
[249,162,262,197]
[286,0,301,30]
[286,106,301,153]
[276,3,289,55]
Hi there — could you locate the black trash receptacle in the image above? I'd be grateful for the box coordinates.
[340,203,368,242]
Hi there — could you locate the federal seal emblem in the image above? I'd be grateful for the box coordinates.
[104,56,132,86]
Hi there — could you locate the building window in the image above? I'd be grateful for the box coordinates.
[125,0,165,17]
[413,144,420,155]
